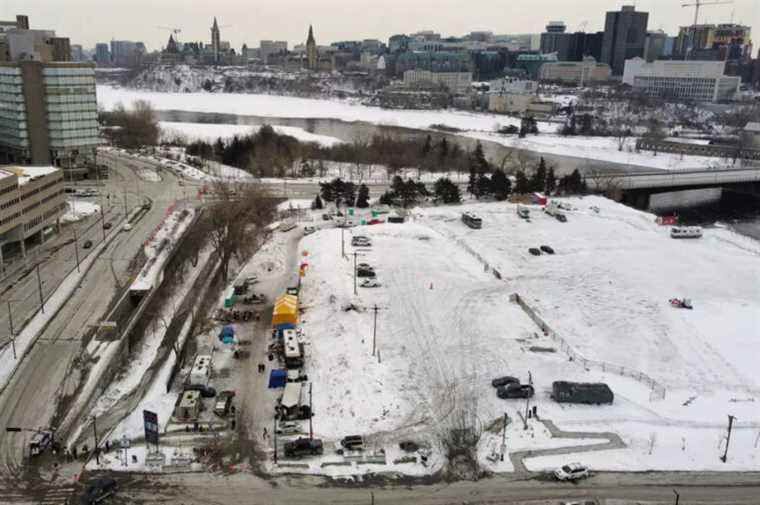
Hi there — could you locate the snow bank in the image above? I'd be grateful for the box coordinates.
[62,199,100,223]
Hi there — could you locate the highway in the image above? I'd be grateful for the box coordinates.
[0,155,186,470]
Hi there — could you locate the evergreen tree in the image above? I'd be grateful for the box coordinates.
[476,173,492,199]
[319,179,336,202]
[421,134,432,157]
[467,167,479,198]
[378,191,395,206]
[312,194,324,210]
[472,141,489,173]
[438,137,449,160]
[356,184,370,208]
[579,114,593,136]
[530,157,547,192]
[545,167,557,194]
[342,181,357,207]
[490,169,512,201]
[398,179,420,208]
[514,170,530,194]
[433,177,461,204]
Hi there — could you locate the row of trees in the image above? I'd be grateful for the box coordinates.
[318,178,371,208]
[99,100,160,149]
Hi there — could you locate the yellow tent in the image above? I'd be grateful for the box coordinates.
[272,294,298,327]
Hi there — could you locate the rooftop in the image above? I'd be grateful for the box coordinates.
[0,165,60,185]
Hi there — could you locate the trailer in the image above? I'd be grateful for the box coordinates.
[283,328,304,369]
[551,381,613,405]
[188,355,212,386]
[462,212,483,229]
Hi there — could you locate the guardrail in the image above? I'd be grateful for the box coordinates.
[510,292,667,401]
[587,167,760,190]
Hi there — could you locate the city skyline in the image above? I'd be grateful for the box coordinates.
[4,0,757,51]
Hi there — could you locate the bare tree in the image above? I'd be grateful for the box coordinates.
[586,166,625,198]
[197,181,277,282]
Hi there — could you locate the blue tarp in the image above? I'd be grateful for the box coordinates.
[268,369,287,388]
[274,322,296,336]
[219,325,235,342]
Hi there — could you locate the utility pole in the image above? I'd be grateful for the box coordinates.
[7,300,15,359]
[123,187,128,216]
[524,392,530,430]
[273,416,278,464]
[341,227,345,259]
[353,251,358,295]
[372,304,379,356]
[35,263,44,314]
[721,414,736,462]
[500,412,508,461]
[92,416,100,465]
[309,382,314,440]
[72,226,80,273]
[99,203,107,242]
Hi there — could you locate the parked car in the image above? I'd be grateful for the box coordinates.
[79,477,117,505]
[242,293,266,304]
[528,247,541,256]
[284,437,324,458]
[304,226,317,235]
[83,240,93,249]
[322,214,332,221]
[360,279,381,288]
[340,435,364,451]
[491,376,520,388]
[357,263,372,270]
[103,222,112,230]
[357,268,376,278]
[540,245,555,254]
[497,383,535,399]
[184,384,216,398]
[554,462,590,481]
[276,421,301,435]
[214,390,236,417]
[555,213,567,223]
[122,223,133,232]
[352,237,371,246]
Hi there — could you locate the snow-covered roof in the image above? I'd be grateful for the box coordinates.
[2,165,60,185]
[745,122,760,133]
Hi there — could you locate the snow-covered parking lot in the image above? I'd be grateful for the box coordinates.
[295,196,760,473]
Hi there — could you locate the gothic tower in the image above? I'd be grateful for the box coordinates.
[306,25,317,70]
[211,17,221,63]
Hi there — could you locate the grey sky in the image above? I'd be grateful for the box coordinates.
[4,0,758,52]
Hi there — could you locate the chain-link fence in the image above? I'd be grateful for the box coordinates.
[510,292,667,401]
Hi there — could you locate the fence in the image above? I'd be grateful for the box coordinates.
[510,292,667,401]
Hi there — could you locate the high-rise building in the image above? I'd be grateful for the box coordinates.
[95,42,110,63]
[211,17,221,63]
[0,61,99,173]
[540,22,572,60]
[644,30,667,62]
[675,23,751,60]
[306,25,317,70]
[601,5,649,75]
[70,44,83,61]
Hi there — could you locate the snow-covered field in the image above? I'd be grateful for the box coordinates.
[295,196,760,472]
[160,121,343,147]
[99,85,729,171]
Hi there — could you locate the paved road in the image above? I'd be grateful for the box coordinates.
[110,470,760,505]
[0,158,186,469]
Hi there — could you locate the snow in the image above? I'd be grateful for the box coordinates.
[99,86,729,171]
[131,207,196,292]
[62,199,100,223]
[293,197,760,472]
[160,121,344,147]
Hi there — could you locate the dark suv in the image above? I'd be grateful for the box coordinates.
[340,435,364,451]
[497,383,535,399]
[284,437,324,458]
[491,376,519,388]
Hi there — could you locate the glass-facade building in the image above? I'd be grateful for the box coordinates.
[0,61,99,174]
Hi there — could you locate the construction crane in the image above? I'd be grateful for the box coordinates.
[156,26,182,42]
[681,0,733,58]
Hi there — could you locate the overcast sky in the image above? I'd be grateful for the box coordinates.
[4,0,758,51]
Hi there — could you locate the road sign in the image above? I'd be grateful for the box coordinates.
[143,410,159,446]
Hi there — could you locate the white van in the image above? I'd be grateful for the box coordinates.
[671,226,702,239]
[188,355,212,386]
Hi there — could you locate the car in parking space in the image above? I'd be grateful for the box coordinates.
[357,263,372,270]
[340,435,364,451]
[352,236,371,247]
[276,421,301,435]
[184,384,216,398]
[322,214,332,221]
[79,477,117,505]
[554,462,590,481]
[360,279,381,288]
[491,376,519,388]
[529,247,541,256]
[555,213,568,223]
[357,268,376,278]
[122,223,133,232]
[497,383,535,399]
[540,245,555,254]
[284,437,324,458]
[304,226,317,235]
[83,240,93,249]
[103,222,112,230]
[214,390,236,417]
